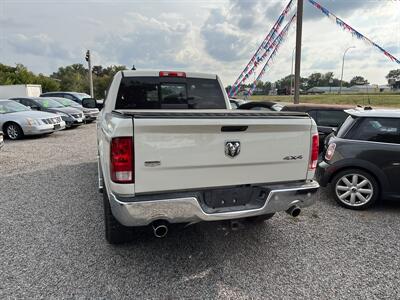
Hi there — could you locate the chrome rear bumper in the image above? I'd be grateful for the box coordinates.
[108,181,319,227]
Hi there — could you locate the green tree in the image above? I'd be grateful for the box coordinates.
[307,73,323,88]
[36,74,60,92]
[275,75,294,90]
[92,65,127,99]
[386,69,400,89]
[350,76,369,86]
[51,64,89,93]
[0,63,127,98]
[0,63,60,92]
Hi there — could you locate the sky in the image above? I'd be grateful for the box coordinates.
[0,0,399,86]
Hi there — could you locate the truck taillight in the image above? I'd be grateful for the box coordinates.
[159,71,186,77]
[110,137,134,183]
[325,143,336,161]
[309,133,319,170]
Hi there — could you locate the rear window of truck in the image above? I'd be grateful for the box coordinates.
[115,77,226,109]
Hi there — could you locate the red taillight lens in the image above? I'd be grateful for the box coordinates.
[159,71,186,77]
[325,143,336,161]
[110,137,134,183]
[309,133,319,170]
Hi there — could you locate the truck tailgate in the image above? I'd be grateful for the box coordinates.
[132,112,312,194]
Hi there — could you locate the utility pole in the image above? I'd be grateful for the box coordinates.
[85,50,94,98]
[290,46,296,97]
[294,0,303,104]
[339,46,355,95]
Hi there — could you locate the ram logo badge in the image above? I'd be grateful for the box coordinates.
[283,155,303,161]
[225,141,241,158]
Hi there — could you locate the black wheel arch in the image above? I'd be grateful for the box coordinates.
[327,159,388,193]
[3,121,24,135]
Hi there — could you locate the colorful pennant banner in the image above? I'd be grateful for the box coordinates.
[229,0,294,97]
[247,14,297,96]
[308,0,400,64]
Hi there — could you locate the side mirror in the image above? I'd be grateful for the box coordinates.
[82,98,97,109]
[96,99,104,110]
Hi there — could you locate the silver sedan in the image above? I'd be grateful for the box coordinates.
[0,100,66,140]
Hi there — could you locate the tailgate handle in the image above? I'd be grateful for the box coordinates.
[221,126,248,132]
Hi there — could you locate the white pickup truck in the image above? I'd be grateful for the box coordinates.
[82,70,319,244]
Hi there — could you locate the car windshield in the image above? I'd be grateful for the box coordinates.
[72,93,91,100]
[37,98,65,108]
[53,98,81,108]
[0,101,30,114]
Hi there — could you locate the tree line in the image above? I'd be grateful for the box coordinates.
[1,63,399,98]
[229,70,400,94]
[0,63,127,99]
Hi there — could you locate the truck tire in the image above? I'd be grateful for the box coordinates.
[103,191,134,244]
[246,213,275,224]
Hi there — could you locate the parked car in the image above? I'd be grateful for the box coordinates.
[281,104,353,149]
[0,131,4,149]
[318,108,400,210]
[51,97,99,123]
[10,97,84,128]
[238,101,284,111]
[229,98,248,109]
[85,70,319,244]
[40,92,103,110]
[0,99,65,140]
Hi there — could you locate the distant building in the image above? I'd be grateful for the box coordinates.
[306,86,348,94]
[378,84,393,92]
[349,85,379,93]
[306,84,386,94]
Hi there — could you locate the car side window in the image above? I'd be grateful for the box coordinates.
[63,94,74,100]
[19,99,30,107]
[29,100,40,109]
[316,110,348,127]
[349,117,400,144]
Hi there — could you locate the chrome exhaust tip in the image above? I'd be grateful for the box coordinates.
[286,205,301,218]
[152,221,169,238]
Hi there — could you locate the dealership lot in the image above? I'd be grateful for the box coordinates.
[1,124,400,299]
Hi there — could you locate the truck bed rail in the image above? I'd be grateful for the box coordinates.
[113,110,309,119]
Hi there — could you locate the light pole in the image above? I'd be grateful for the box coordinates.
[294,0,304,104]
[339,46,355,94]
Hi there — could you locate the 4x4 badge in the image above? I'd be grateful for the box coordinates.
[283,155,303,160]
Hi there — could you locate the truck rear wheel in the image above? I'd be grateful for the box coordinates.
[103,191,134,244]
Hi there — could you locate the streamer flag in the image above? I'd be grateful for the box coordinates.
[308,0,400,64]
[247,14,297,97]
[229,0,294,97]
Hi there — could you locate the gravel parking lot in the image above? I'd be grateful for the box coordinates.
[1,124,400,299]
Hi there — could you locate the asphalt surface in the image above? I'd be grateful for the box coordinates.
[1,123,400,299]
